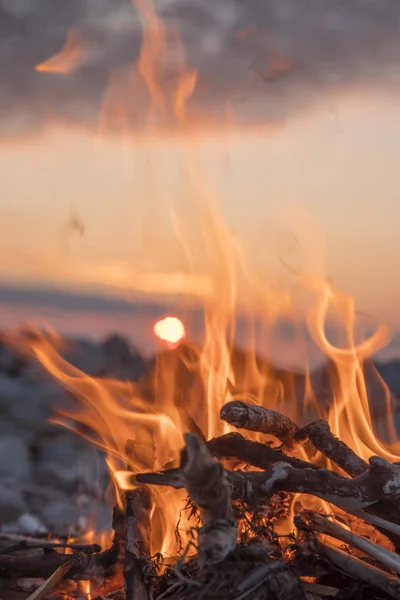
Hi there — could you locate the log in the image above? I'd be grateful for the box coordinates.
[181,433,237,568]
[220,401,298,442]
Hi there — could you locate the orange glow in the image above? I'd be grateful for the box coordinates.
[154,317,186,345]
[20,0,400,559]
[35,29,90,75]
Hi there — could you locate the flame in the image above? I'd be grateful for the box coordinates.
[154,316,186,345]
[22,0,400,559]
[35,29,90,75]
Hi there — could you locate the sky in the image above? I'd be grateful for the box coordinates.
[0,1,400,360]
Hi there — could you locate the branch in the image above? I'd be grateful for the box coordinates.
[137,455,400,511]
[294,420,368,477]
[296,511,400,575]
[220,401,368,478]
[182,433,237,568]
[0,544,118,580]
[206,432,316,471]
[315,540,400,600]
[220,401,298,442]
[125,487,152,600]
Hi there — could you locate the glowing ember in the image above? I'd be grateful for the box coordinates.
[153,316,186,345]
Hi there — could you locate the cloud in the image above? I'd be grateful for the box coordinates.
[0,0,400,134]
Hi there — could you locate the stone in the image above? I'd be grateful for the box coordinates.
[39,500,82,530]
[0,436,31,481]
[35,441,108,494]
[14,513,48,534]
[102,334,148,380]
[61,338,106,377]
[0,486,27,522]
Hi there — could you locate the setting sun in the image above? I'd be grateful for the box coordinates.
[153,316,186,344]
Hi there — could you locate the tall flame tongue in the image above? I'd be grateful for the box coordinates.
[25,0,400,560]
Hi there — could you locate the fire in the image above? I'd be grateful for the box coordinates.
[154,316,186,345]
[35,29,90,75]
[18,0,400,561]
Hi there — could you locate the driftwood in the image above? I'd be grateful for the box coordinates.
[0,543,118,580]
[124,488,152,600]
[137,455,400,510]
[232,559,306,600]
[220,401,368,477]
[296,510,400,575]
[207,432,316,471]
[124,437,153,600]
[220,401,298,443]
[293,419,368,477]
[181,433,237,568]
[315,540,400,600]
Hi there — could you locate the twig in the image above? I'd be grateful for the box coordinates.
[220,401,298,442]
[181,433,237,568]
[315,540,400,600]
[26,561,73,600]
[297,511,400,575]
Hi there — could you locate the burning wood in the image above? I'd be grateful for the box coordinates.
[220,401,369,477]
[2,413,400,599]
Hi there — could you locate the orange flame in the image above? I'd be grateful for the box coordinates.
[35,29,90,75]
[22,0,400,558]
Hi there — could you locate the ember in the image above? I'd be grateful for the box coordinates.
[1,1,400,599]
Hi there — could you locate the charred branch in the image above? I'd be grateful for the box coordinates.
[125,487,152,600]
[181,433,237,568]
[220,401,298,443]
[206,432,316,471]
[293,420,368,477]
[137,455,400,511]
[220,401,368,478]
[0,543,118,580]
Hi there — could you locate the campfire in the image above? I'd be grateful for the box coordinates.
[1,1,400,600]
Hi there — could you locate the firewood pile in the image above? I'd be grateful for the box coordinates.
[1,401,400,600]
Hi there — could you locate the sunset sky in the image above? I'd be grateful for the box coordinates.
[0,0,400,359]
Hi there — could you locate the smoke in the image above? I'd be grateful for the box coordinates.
[1,0,400,134]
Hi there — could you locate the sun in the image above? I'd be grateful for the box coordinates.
[153,316,186,344]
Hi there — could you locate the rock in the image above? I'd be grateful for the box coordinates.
[0,436,31,481]
[39,500,82,530]
[35,441,108,494]
[7,380,74,434]
[16,513,48,534]
[101,334,148,380]
[61,338,106,376]
[0,486,27,522]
